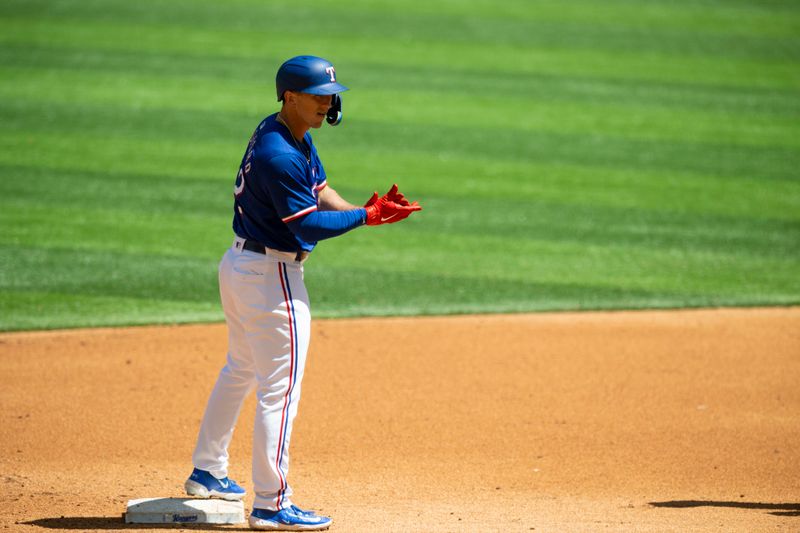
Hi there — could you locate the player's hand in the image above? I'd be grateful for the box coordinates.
[364,192,379,207]
[386,184,410,206]
[365,184,411,209]
[365,200,421,226]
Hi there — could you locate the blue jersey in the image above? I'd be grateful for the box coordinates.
[232,114,328,253]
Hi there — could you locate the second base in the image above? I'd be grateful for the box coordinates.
[124,497,245,524]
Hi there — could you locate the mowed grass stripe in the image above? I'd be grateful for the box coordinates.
[3,68,798,150]
[322,150,800,220]
[3,48,799,119]
[6,0,800,36]
[5,153,799,221]
[12,195,792,265]
[3,163,796,288]
[4,0,799,58]
[304,265,800,318]
[3,178,796,262]
[332,119,800,182]
[3,102,797,184]
[4,126,799,253]
[0,165,230,216]
[2,15,797,90]
[3,238,795,324]
[0,272,738,331]
[0,290,222,331]
[0,132,237,181]
[3,164,798,282]
[0,203,230,260]
[309,231,800,297]
[0,245,219,302]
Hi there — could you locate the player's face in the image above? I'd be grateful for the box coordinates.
[291,92,332,129]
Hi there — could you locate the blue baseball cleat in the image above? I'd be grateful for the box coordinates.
[249,506,332,531]
[184,467,246,501]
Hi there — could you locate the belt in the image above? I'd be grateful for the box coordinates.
[242,240,309,263]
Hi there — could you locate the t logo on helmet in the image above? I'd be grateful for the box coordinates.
[325,66,336,82]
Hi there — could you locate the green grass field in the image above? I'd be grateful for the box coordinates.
[1,0,798,331]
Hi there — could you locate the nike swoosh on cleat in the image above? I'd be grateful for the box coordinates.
[219,479,229,488]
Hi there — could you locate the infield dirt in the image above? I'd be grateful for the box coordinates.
[1,308,798,532]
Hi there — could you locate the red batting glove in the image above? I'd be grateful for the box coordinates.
[363,184,422,225]
[383,201,420,223]
[385,183,411,206]
[367,184,411,208]
[365,200,422,226]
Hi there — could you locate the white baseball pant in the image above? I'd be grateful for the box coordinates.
[191,239,310,511]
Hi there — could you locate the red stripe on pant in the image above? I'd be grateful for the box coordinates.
[275,262,295,508]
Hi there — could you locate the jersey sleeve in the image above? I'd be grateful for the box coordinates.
[260,154,318,223]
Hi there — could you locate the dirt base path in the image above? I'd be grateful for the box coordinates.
[1,308,798,532]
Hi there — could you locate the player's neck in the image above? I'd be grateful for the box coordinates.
[277,110,308,142]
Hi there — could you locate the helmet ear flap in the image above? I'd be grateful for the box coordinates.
[326,94,342,126]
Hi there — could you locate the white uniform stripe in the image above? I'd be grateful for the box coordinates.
[281,205,317,223]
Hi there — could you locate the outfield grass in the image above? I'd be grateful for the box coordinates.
[1,0,799,331]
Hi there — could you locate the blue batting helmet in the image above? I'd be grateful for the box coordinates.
[276,55,349,102]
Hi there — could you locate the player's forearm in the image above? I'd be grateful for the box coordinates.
[318,185,360,211]
[286,208,366,242]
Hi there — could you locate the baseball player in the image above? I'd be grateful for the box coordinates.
[184,55,420,531]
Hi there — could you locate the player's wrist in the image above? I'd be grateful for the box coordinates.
[364,205,379,226]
